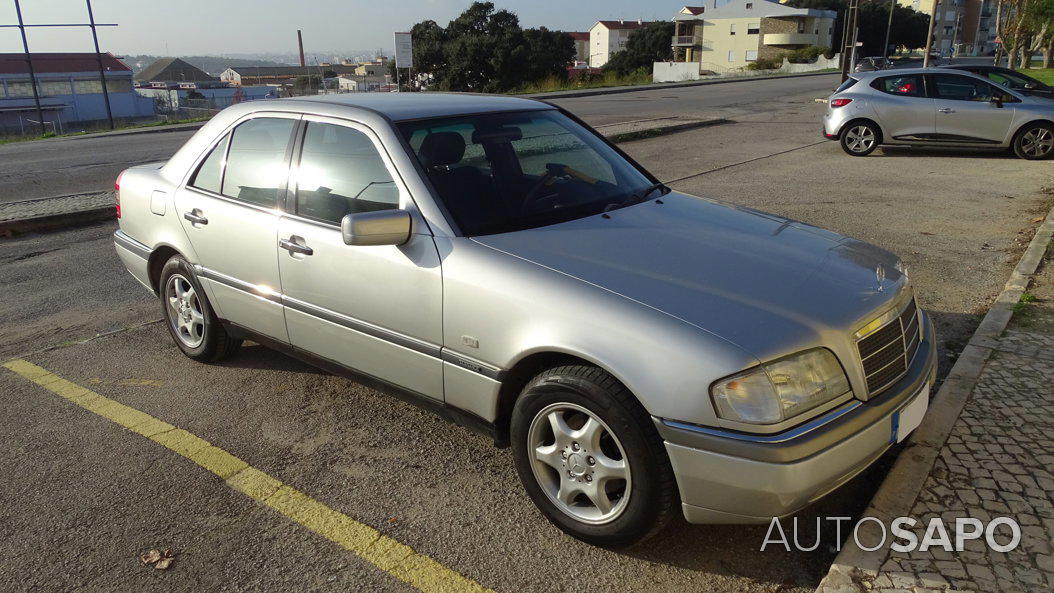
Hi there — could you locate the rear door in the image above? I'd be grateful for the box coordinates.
[276,115,444,400]
[868,73,935,140]
[173,114,299,342]
[930,73,1017,144]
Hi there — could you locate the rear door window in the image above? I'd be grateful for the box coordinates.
[871,74,924,97]
[295,122,399,225]
[221,117,296,208]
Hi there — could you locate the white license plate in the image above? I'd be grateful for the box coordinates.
[894,383,929,443]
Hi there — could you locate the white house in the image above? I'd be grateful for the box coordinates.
[588,20,654,68]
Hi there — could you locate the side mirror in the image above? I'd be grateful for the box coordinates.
[991,95,1003,108]
[341,210,412,246]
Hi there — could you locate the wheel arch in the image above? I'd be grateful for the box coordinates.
[493,350,636,447]
[147,244,184,294]
[839,117,884,144]
[1011,118,1054,142]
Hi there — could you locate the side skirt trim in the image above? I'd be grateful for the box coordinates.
[221,321,506,447]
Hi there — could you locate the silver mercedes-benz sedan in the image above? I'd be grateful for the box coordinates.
[114,93,936,546]
[823,67,1054,159]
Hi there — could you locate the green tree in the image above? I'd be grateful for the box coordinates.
[603,22,676,76]
[404,2,574,92]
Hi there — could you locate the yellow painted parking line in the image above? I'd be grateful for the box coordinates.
[3,359,495,593]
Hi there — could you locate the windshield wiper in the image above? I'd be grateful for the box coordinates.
[604,182,669,213]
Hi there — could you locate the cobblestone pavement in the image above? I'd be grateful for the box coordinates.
[866,329,1054,593]
[0,192,113,223]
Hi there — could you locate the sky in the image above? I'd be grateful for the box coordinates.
[0,0,696,57]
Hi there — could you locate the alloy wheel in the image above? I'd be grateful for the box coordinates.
[1020,127,1054,158]
[165,274,205,348]
[527,402,631,525]
[845,125,876,153]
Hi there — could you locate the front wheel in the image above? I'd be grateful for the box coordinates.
[840,121,880,156]
[159,255,242,362]
[510,365,677,547]
[1013,123,1054,160]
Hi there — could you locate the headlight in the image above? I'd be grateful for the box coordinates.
[710,348,850,425]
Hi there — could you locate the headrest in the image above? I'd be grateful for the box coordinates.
[419,132,466,168]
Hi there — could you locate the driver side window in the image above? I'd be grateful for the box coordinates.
[932,74,995,102]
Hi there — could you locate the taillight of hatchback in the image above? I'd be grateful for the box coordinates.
[830,98,853,108]
[115,171,124,219]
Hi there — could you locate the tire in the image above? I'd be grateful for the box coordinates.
[1012,122,1054,160]
[158,255,242,362]
[839,121,880,156]
[510,365,677,547]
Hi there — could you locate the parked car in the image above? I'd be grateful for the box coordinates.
[823,68,1054,159]
[854,56,892,72]
[938,64,1054,99]
[115,93,936,546]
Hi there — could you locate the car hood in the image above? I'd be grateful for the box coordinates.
[472,192,906,360]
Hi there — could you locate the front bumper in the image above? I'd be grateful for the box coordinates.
[656,311,938,524]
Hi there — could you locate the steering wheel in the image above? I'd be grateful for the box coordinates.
[520,164,565,213]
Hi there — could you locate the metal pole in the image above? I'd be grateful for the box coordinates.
[883,0,896,59]
[839,6,852,77]
[949,11,961,58]
[86,0,114,129]
[14,0,46,136]
[922,0,939,67]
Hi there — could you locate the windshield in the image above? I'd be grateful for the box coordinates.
[398,109,661,236]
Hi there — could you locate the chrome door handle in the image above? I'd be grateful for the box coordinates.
[279,237,313,256]
[183,211,208,225]
[937,107,955,113]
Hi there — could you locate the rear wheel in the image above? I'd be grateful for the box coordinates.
[159,255,241,362]
[1013,122,1054,160]
[510,365,677,547]
[840,121,880,156]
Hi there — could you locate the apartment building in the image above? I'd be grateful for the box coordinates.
[588,20,654,67]
[898,0,996,56]
[670,1,836,73]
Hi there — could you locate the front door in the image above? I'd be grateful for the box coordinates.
[869,73,935,140]
[173,114,299,342]
[276,116,444,400]
[930,73,1017,143]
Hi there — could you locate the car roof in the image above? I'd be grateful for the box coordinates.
[279,92,553,122]
[850,67,978,79]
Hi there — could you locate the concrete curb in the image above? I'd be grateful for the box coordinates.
[0,206,116,236]
[600,117,731,143]
[522,69,837,100]
[815,203,1054,593]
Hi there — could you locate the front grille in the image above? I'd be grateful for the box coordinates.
[856,298,921,396]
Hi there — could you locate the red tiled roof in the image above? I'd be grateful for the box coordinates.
[0,52,130,75]
[682,6,706,15]
[596,20,654,30]
[568,32,590,41]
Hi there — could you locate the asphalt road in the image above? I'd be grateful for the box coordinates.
[0,73,841,204]
[1,80,1052,593]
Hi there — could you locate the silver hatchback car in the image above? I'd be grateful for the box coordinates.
[116,94,936,546]
[823,67,1054,159]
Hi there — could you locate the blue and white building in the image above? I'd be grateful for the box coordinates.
[0,52,154,133]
